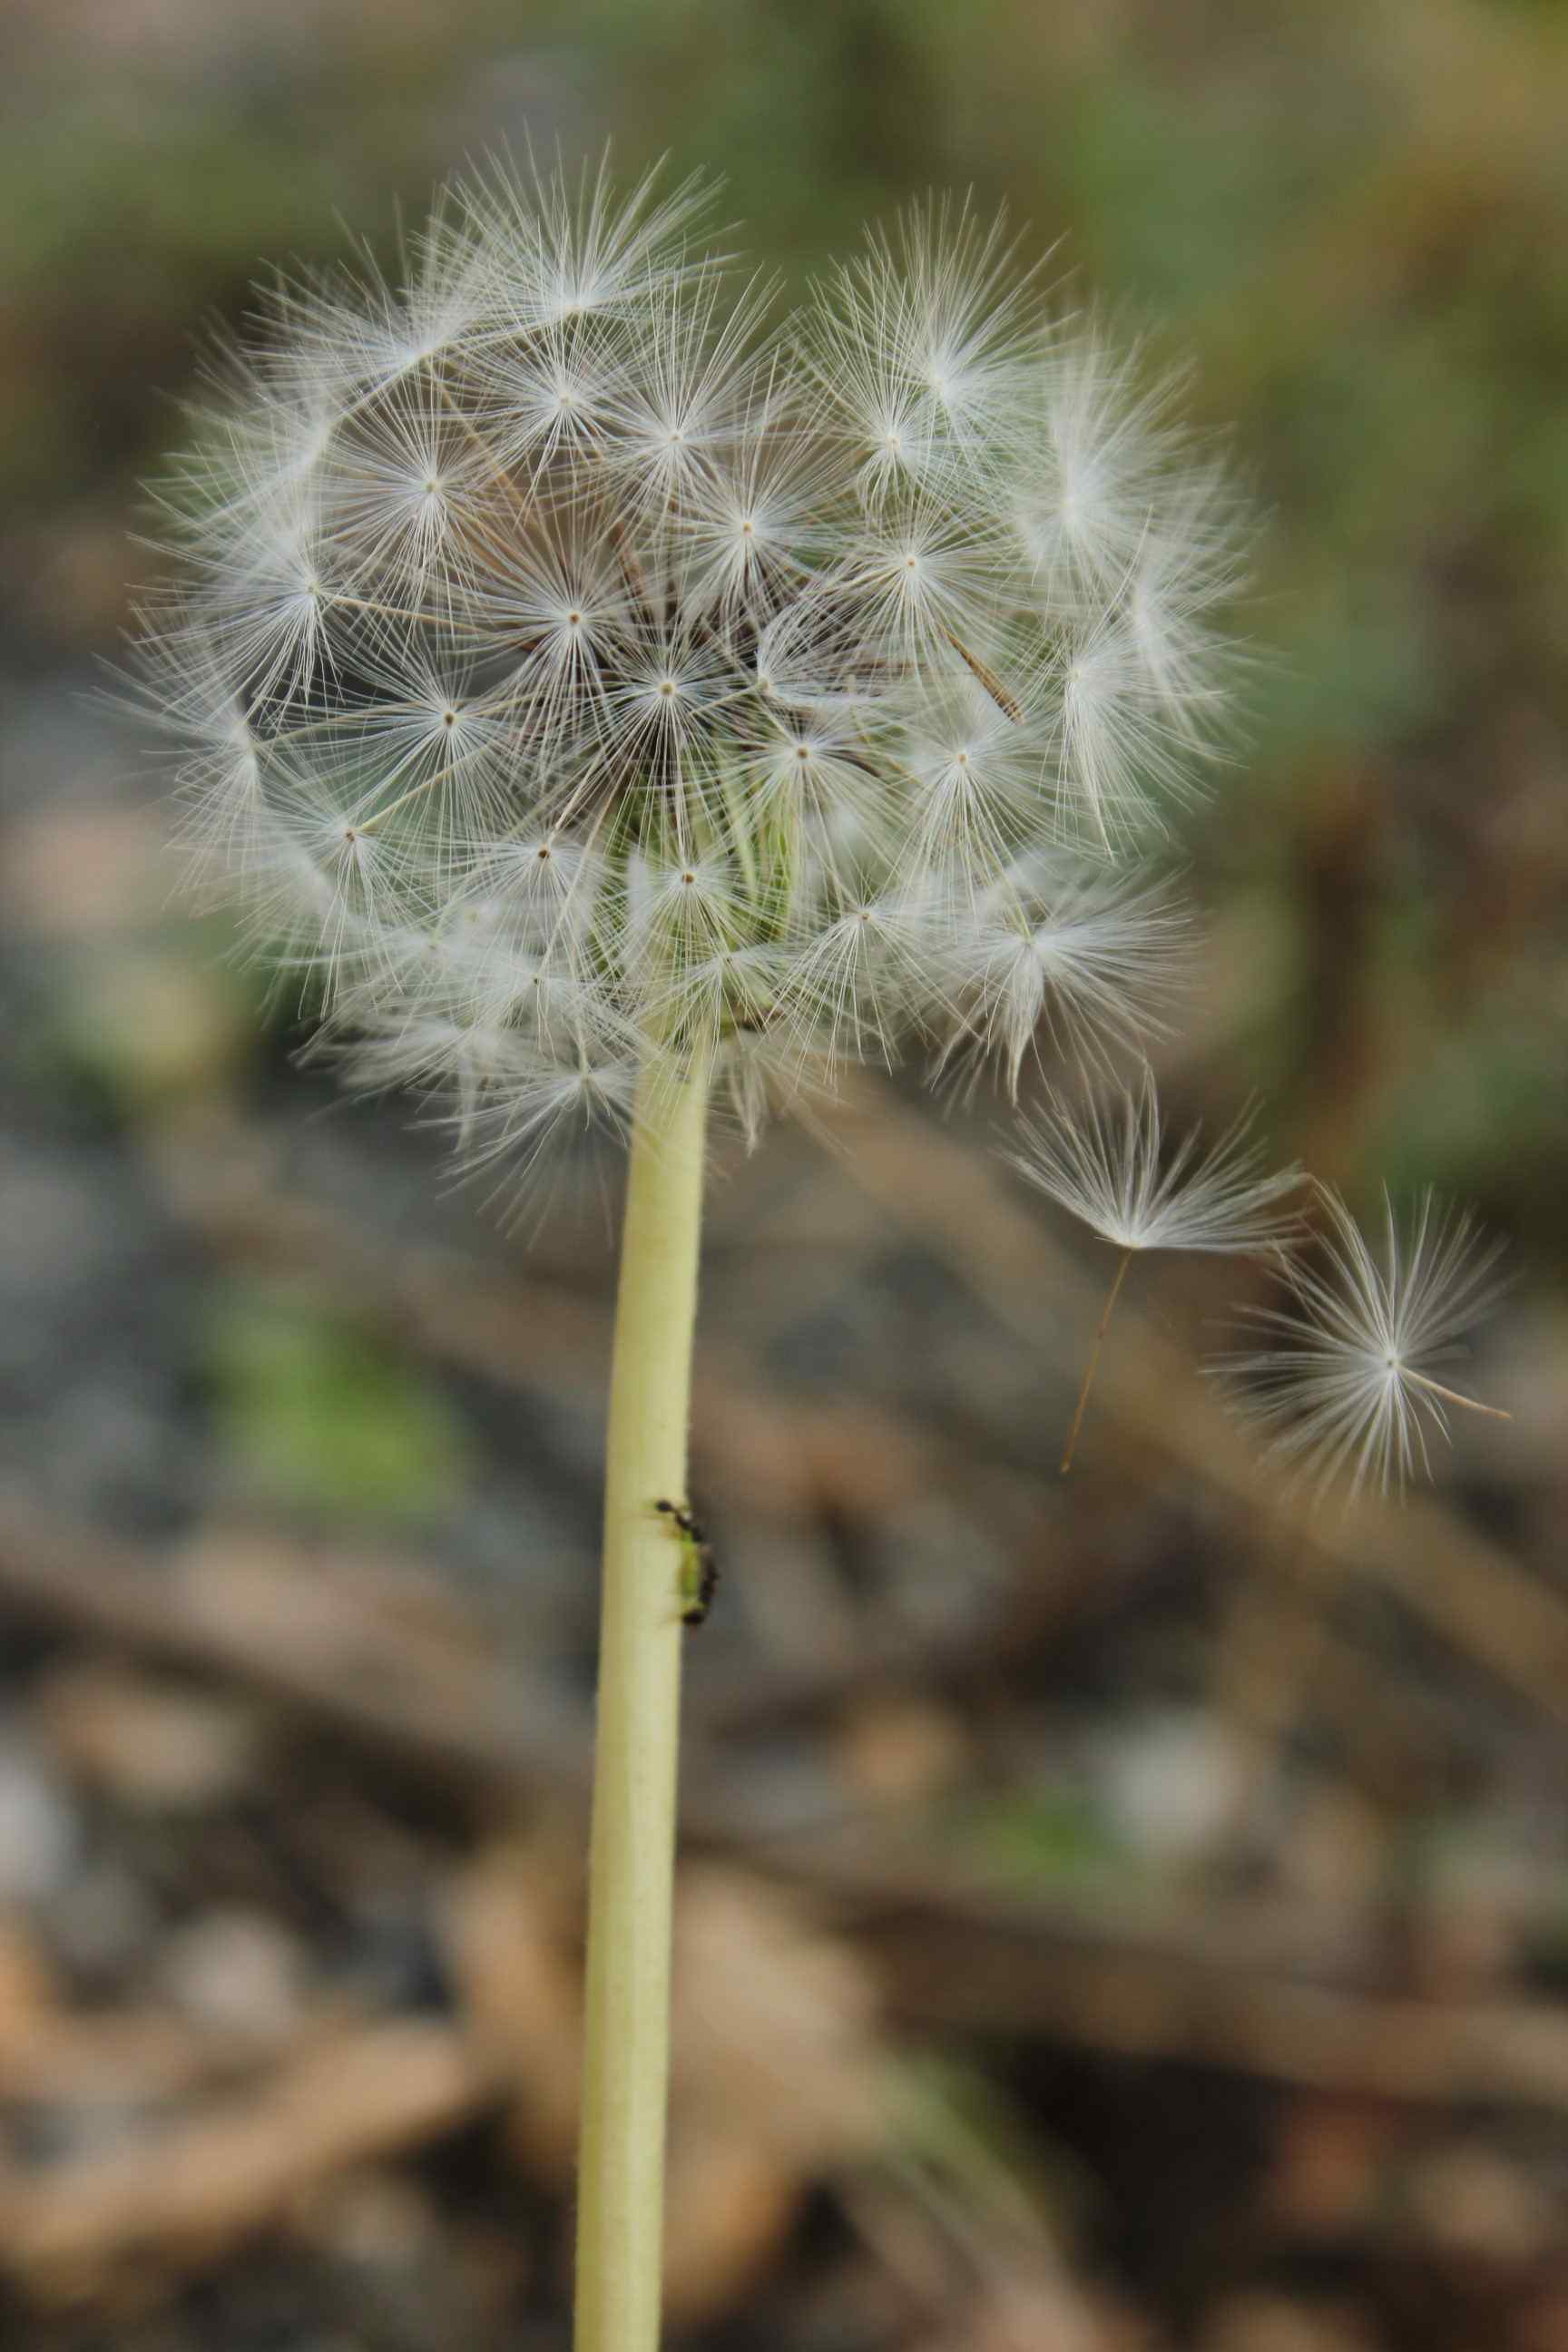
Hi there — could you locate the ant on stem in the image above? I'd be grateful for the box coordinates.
[653,1498,720,1628]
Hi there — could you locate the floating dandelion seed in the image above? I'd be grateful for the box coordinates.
[1217,1185,1509,1499]
[1004,1070,1303,1469]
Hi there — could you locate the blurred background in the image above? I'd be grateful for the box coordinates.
[2,0,1567,2345]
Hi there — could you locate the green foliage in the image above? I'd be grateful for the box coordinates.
[957,1786,1130,1894]
[205,1281,471,1522]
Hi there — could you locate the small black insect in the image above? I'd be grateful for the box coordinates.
[654,1497,720,1628]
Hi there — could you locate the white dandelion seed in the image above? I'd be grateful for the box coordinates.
[474,315,626,477]
[603,266,773,516]
[950,858,1190,1089]
[671,376,834,616]
[897,671,1048,872]
[1008,1068,1303,1256]
[1218,1185,1510,1499]
[802,195,1041,504]
[461,152,726,330]
[839,498,1008,678]
[316,369,481,591]
[1053,608,1200,845]
[1012,326,1187,598]
[886,195,1044,471]
[1005,1068,1303,1468]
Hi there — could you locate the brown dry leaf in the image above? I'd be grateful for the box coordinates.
[0,1922,239,2110]
[662,2131,802,2328]
[1401,2140,1556,2264]
[1263,2095,1398,2233]
[35,1661,263,1811]
[662,1866,886,2322]
[1078,2286,1171,2352]
[837,1695,970,1806]
[0,1918,59,2061]
[671,1866,884,2160]
[1517,2276,1568,2352]
[179,1524,491,1693]
[909,2267,1108,2352]
[1199,2292,1386,2352]
[0,2009,235,2109]
[0,2018,491,2305]
[443,1830,583,2179]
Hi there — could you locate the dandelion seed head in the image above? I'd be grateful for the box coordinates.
[132,160,1249,1193]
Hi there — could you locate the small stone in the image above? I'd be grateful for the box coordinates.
[157,1909,309,2043]
[0,1744,79,1904]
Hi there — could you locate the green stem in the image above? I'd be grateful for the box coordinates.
[574,1053,710,2352]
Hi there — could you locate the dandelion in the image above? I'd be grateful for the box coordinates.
[132,158,1264,2352]
[1004,1070,1303,1469]
[1218,1185,1509,1499]
[134,163,1254,1184]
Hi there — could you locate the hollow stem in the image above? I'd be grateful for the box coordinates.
[573,1052,710,2352]
[1060,1244,1133,1475]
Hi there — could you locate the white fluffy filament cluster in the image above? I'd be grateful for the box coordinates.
[1221,1187,1509,1498]
[135,159,1240,1181]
